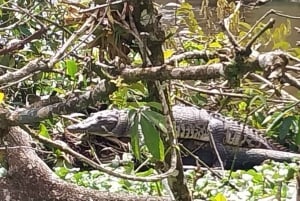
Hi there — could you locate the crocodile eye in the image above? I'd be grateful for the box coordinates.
[96,116,103,120]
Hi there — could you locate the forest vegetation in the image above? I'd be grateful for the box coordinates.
[0,0,300,200]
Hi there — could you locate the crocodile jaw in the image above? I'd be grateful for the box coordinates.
[67,118,108,134]
[67,110,120,135]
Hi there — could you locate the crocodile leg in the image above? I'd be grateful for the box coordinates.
[208,118,228,167]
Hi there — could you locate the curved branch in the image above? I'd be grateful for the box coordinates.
[0,127,169,200]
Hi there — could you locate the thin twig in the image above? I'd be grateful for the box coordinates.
[174,82,251,99]
[244,18,275,54]
[20,124,178,182]
[239,9,300,43]
[79,0,127,13]
[220,1,242,52]
[179,144,240,191]
[0,74,34,90]
[48,10,99,68]
[249,73,299,101]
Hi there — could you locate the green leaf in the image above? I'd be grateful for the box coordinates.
[136,168,155,177]
[0,55,11,66]
[213,192,227,201]
[0,92,4,103]
[30,41,41,54]
[145,102,162,111]
[238,101,247,111]
[140,115,164,161]
[247,169,263,182]
[129,82,147,96]
[239,21,252,30]
[278,116,294,140]
[261,115,272,126]
[54,167,70,178]
[266,104,296,133]
[142,110,167,133]
[128,110,141,160]
[39,123,50,138]
[164,49,176,59]
[286,167,296,180]
[273,41,290,50]
[66,60,78,78]
[190,93,207,105]
[19,25,32,36]
[209,42,222,48]
[53,87,65,94]
[249,95,266,108]
[253,111,265,126]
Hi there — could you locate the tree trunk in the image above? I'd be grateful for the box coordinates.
[0,127,169,201]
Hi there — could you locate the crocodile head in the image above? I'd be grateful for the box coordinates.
[67,109,128,136]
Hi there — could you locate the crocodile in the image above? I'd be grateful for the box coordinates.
[66,105,289,154]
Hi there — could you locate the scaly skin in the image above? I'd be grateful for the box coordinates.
[67,105,288,151]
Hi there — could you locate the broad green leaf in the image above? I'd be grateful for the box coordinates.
[266,104,296,133]
[128,110,140,160]
[140,115,164,161]
[278,116,294,140]
[19,25,32,36]
[142,110,167,133]
[39,123,50,138]
[145,102,162,111]
[128,82,147,97]
[66,60,78,78]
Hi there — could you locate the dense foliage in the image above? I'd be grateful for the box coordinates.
[0,0,300,200]
[55,161,299,200]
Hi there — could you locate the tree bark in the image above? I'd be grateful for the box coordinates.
[0,127,169,201]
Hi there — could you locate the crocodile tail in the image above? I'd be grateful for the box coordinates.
[231,120,292,152]
[264,136,291,152]
[211,112,292,151]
